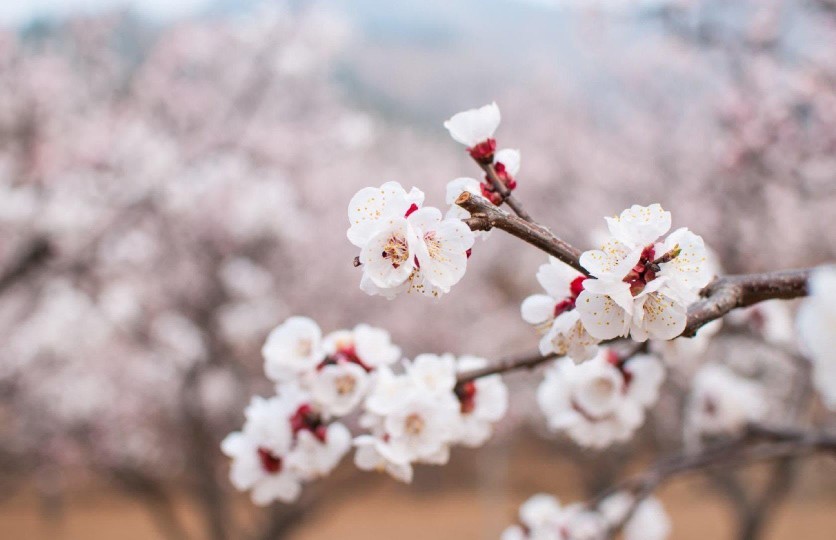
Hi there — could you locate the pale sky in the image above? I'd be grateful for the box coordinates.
[0,0,214,26]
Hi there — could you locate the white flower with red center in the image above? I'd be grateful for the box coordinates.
[537,349,665,448]
[443,102,501,163]
[309,325,402,416]
[521,257,600,362]
[348,182,475,298]
[285,421,351,481]
[686,364,767,438]
[452,355,509,447]
[220,396,300,505]
[797,266,836,410]
[409,207,475,293]
[575,204,712,342]
[262,316,325,383]
[360,358,461,471]
[346,181,424,248]
[280,383,351,479]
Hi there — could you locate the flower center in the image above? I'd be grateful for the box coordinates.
[454,381,478,414]
[289,404,327,442]
[554,276,587,318]
[624,244,682,295]
[317,344,373,372]
[295,338,313,357]
[381,234,409,269]
[405,413,426,435]
[423,231,443,260]
[335,373,357,396]
[257,447,283,474]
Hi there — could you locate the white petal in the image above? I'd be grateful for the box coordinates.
[521,294,555,325]
[575,291,631,340]
[443,102,501,146]
[658,227,712,299]
[636,292,686,341]
[537,257,581,298]
[604,203,671,248]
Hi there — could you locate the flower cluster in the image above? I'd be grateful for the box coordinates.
[575,204,713,342]
[222,317,508,504]
[443,102,520,205]
[502,491,670,540]
[797,265,836,410]
[537,348,665,448]
[347,181,475,299]
[356,353,508,482]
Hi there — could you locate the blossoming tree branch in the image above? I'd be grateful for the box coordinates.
[221,103,835,539]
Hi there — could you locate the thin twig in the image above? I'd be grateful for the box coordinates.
[596,424,836,535]
[457,191,586,274]
[478,161,534,222]
[456,351,558,384]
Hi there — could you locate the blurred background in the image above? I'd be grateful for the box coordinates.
[0,0,834,538]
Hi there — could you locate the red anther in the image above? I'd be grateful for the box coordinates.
[289,404,313,434]
[404,203,419,218]
[640,245,656,263]
[257,447,283,474]
[605,349,621,367]
[569,276,586,298]
[466,248,472,258]
[505,178,517,190]
[468,138,496,164]
[413,255,420,269]
[454,381,478,414]
[313,425,328,443]
[553,298,575,318]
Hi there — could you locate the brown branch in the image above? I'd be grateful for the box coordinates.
[682,269,811,336]
[456,191,586,274]
[0,237,52,293]
[478,161,534,222]
[456,351,558,384]
[595,423,836,536]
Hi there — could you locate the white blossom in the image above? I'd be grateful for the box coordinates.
[686,364,767,438]
[286,421,352,481]
[576,204,712,342]
[797,265,836,409]
[443,102,501,148]
[348,182,474,298]
[262,316,324,382]
[537,350,664,448]
[220,396,300,505]
[310,361,370,416]
[521,257,599,362]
